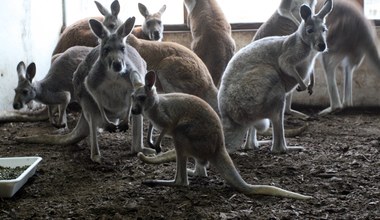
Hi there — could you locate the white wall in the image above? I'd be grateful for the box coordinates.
[0,0,62,111]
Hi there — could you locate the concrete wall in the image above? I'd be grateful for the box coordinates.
[0,0,62,111]
[164,28,380,108]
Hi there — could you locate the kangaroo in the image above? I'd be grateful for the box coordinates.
[218,1,333,153]
[15,17,156,163]
[8,46,92,129]
[184,0,236,88]
[52,0,121,55]
[131,3,166,41]
[315,0,380,115]
[126,34,218,151]
[243,0,317,151]
[132,71,312,200]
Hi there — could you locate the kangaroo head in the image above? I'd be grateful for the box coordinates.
[138,3,166,41]
[13,61,37,110]
[299,0,332,52]
[131,70,157,115]
[94,0,121,33]
[89,16,135,75]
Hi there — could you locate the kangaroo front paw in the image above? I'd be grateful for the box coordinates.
[307,85,313,95]
[296,84,307,92]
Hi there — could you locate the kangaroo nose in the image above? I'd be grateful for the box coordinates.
[153,31,160,40]
[112,61,122,72]
[317,43,326,52]
[13,103,21,110]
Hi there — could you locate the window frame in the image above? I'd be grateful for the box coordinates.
[163,0,380,32]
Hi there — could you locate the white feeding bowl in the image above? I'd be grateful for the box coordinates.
[0,156,42,198]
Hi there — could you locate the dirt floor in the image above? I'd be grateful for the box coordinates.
[0,106,379,219]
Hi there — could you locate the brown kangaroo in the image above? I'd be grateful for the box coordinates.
[132,71,312,200]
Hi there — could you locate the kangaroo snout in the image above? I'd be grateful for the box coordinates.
[153,31,160,40]
[317,42,326,52]
[13,102,22,110]
[131,106,142,115]
[112,60,123,72]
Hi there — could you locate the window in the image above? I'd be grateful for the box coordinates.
[364,0,380,19]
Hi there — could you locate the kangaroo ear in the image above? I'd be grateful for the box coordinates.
[25,62,36,82]
[16,61,26,79]
[110,0,120,17]
[300,4,312,21]
[159,5,167,15]
[94,1,110,16]
[316,0,333,19]
[117,17,136,38]
[138,3,149,18]
[89,19,109,39]
[145,70,156,89]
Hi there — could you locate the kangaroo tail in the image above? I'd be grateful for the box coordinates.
[137,149,176,164]
[259,123,308,137]
[210,148,312,200]
[0,107,49,122]
[14,113,88,145]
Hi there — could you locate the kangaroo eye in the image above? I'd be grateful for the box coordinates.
[120,46,125,52]
[307,28,314,34]
[103,47,110,55]
[22,90,28,95]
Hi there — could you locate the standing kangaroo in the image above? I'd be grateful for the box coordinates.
[16,17,155,163]
[7,46,92,129]
[126,34,219,151]
[315,0,380,115]
[243,0,317,151]
[218,1,333,153]
[184,0,236,88]
[132,71,312,200]
[52,0,121,55]
[131,3,166,41]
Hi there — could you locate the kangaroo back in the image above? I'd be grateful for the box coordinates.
[52,0,121,55]
[185,0,236,88]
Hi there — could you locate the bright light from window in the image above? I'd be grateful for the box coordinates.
[364,0,380,19]
[218,0,281,23]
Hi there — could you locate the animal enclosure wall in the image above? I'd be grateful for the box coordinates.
[0,0,62,111]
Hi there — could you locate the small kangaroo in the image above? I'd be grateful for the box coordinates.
[16,17,155,163]
[184,0,236,87]
[218,1,333,153]
[52,0,121,55]
[10,46,92,129]
[244,0,317,151]
[131,3,166,41]
[132,71,312,200]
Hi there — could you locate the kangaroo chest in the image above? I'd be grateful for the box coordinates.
[85,70,133,114]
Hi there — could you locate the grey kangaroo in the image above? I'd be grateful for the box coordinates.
[131,3,166,41]
[244,0,317,151]
[9,46,92,129]
[53,0,121,55]
[218,0,333,153]
[16,17,155,163]
[132,71,312,200]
